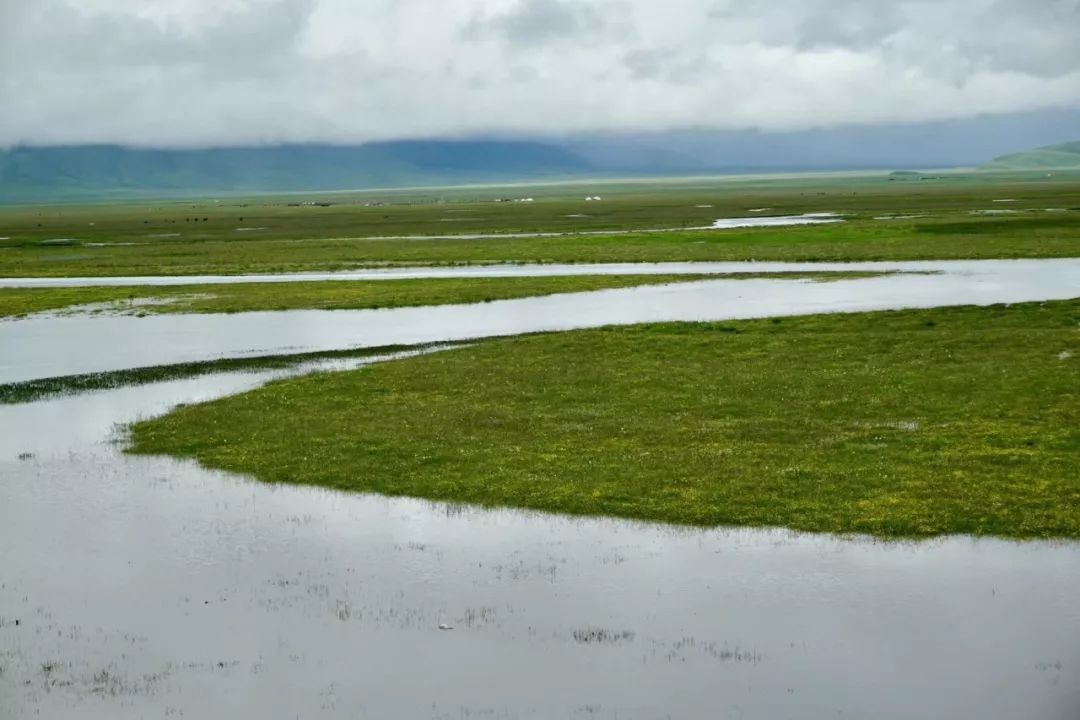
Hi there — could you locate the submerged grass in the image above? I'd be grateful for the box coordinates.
[127,300,1080,539]
[0,272,877,319]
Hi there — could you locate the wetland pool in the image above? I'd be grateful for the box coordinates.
[1,372,1078,719]
[2,257,1079,718]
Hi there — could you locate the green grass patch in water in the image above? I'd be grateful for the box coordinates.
[127,300,1080,539]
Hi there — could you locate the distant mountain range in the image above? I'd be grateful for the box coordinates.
[979,141,1080,171]
[2,123,1078,202]
[0,142,594,202]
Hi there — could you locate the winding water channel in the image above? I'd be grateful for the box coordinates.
[0,257,1070,288]
[2,260,1079,718]
[3,259,1079,384]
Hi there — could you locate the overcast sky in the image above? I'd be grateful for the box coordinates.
[2,0,1079,148]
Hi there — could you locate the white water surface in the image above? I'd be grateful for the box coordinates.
[1,258,1079,718]
[1,259,1078,385]
[1,373,1077,719]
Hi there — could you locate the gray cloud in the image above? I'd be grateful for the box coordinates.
[708,0,906,51]
[622,48,719,84]
[464,0,611,45]
[1,0,1078,147]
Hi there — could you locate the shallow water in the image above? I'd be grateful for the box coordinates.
[2,374,1078,719]
[2,259,1078,384]
[707,212,840,229]
[0,257,1027,288]
[2,258,1079,717]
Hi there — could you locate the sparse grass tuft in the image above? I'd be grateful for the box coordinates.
[0,343,452,404]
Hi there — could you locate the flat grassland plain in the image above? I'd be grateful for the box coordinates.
[1,170,1078,278]
[6,170,1080,538]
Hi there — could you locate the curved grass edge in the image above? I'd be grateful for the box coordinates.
[124,300,1080,540]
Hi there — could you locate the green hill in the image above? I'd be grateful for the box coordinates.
[981,141,1080,171]
[0,142,595,203]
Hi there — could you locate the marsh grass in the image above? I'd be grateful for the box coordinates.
[127,300,1080,539]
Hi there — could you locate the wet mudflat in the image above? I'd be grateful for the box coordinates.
[2,259,1079,384]
[1,374,1078,719]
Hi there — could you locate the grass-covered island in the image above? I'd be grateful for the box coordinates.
[128,300,1080,539]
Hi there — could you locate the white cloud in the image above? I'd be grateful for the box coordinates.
[1,0,1078,147]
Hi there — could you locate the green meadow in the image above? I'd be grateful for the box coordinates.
[128,300,1080,539]
[1,171,1077,277]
